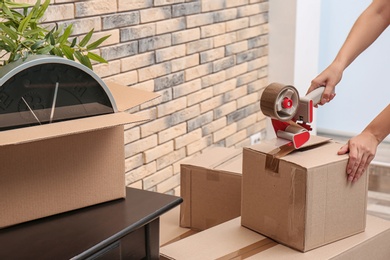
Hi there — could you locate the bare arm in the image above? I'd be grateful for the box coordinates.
[338,104,390,182]
[308,0,390,103]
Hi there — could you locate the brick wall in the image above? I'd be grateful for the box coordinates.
[32,0,269,195]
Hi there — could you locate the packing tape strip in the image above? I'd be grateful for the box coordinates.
[266,142,296,173]
[160,229,199,247]
[215,238,278,260]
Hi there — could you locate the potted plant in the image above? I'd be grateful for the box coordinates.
[0,0,109,70]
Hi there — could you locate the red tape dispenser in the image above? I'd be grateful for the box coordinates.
[260,83,324,149]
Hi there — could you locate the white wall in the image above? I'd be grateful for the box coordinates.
[269,0,390,142]
[317,0,390,141]
[268,0,321,136]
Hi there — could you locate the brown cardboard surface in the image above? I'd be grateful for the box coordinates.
[0,82,159,228]
[0,112,145,146]
[160,215,390,260]
[104,81,159,112]
[241,137,369,252]
[0,126,125,228]
[160,206,197,247]
[180,147,242,231]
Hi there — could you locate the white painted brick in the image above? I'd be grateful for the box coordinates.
[171,54,199,72]
[125,162,156,184]
[144,141,174,163]
[75,0,117,17]
[201,23,226,38]
[186,135,212,155]
[202,117,227,136]
[174,128,202,149]
[156,17,186,34]
[43,4,74,22]
[118,0,153,11]
[225,129,247,147]
[185,63,213,81]
[156,147,186,170]
[213,122,237,142]
[156,173,180,194]
[156,44,186,63]
[172,28,201,44]
[94,60,121,78]
[158,122,187,144]
[157,97,187,117]
[125,135,158,158]
[143,166,173,190]
[187,87,213,106]
[124,126,141,144]
[125,153,143,173]
[213,78,237,96]
[121,52,155,72]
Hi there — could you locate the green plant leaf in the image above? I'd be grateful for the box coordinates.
[0,23,18,41]
[74,51,92,69]
[81,56,92,69]
[74,51,83,62]
[87,52,107,63]
[30,40,45,50]
[50,46,63,56]
[2,3,15,20]
[58,24,73,44]
[0,41,12,52]
[49,33,55,45]
[23,28,45,38]
[36,44,53,54]
[4,1,32,8]
[70,37,77,47]
[0,35,16,51]
[86,35,110,51]
[35,0,50,20]
[61,45,74,60]
[44,28,55,40]
[18,5,34,33]
[79,29,94,47]
[21,38,36,47]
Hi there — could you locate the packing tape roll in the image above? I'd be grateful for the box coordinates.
[260,83,299,121]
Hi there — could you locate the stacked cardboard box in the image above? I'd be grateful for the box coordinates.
[159,135,386,257]
[180,147,242,231]
[160,215,390,259]
[241,135,369,251]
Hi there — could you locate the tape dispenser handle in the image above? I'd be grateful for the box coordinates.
[303,86,325,106]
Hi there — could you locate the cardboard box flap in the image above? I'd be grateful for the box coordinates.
[0,112,146,146]
[248,135,331,154]
[245,135,347,168]
[181,147,242,169]
[215,153,243,174]
[105,81,160,112]
[284,141,348,169]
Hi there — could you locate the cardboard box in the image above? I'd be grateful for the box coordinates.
[241,136,369,252]
[160,215,390,260]
[0,81,158,228]
[160,206,197,247]
[180,147,242,231]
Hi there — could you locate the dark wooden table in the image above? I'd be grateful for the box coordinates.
[0,187,183,260]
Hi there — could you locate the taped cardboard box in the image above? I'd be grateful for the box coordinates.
[0,81,159,228]
[241,136,369,252]
[180,147,242,231]
[160,215,390,260]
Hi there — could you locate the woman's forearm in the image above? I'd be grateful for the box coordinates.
[332,0,390,71]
